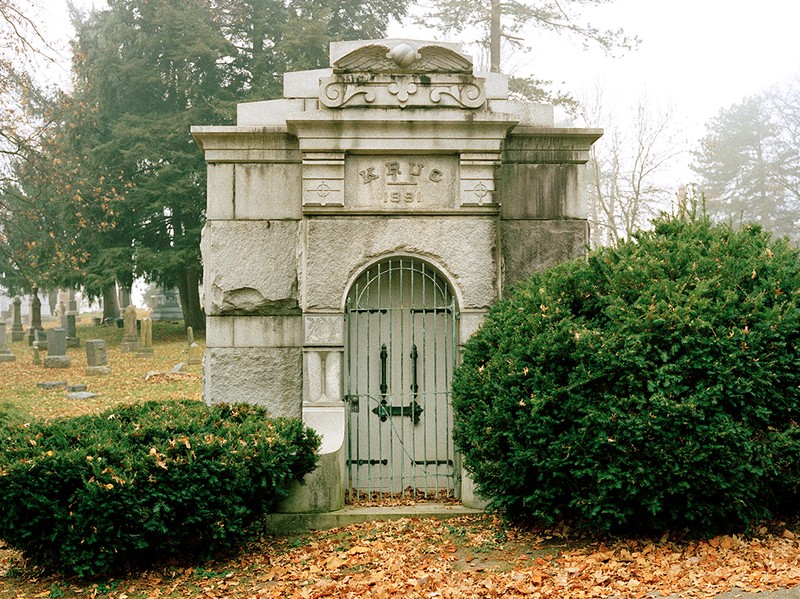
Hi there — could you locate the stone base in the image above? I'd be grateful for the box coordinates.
[278,405,346,513]
[0,353,16,362]
[460,469,490,510]
[86,365,111,376]
[43,355,72,368]
[11,331,23,342]
[121,341,139,353]
[67,337,80,348]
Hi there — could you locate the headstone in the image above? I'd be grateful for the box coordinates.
[0,321,15,362]
[172,362,186,373]
[25,286,44,346]
[37,381,67,389]
[47,290,57,318]
[58,300,67,317]
[32,346,41,365]
[33,329,47,350]
[65,314,80,348]
[43,328,71,368]
[188,342,202,365]
[66,384,87,392]
[136,317,154,356]
[67,289,79,314]
[85,339,110,375]
[151,288,183,321]
[120,304,139,352]
[11,297,23,342]
[67,391,98,400]
[186,326,202,364]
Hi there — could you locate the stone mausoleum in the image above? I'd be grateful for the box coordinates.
[192,39,601,512]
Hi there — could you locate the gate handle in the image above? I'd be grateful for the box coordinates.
[380,344,388,398]
[410,344,419,397]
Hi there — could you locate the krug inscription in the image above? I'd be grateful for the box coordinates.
[347,156,456,209]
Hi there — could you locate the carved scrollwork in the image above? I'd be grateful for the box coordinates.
[319,74,486,110]
[430,83,485,109]
[320,82,377,108]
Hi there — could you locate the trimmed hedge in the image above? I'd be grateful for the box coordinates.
[453,213,800,534]
[0,400,320,577]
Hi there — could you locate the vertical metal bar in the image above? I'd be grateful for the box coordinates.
[410,344,419,397]
[346,295,353,503]
[380,343,388,398]
[380,259,394,497]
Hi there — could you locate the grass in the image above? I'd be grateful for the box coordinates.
[0,313,202,422]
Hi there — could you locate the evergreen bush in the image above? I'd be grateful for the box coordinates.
[0,400,320,577]
[453,213,800,533]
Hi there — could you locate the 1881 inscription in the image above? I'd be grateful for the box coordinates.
[346,155,457,209]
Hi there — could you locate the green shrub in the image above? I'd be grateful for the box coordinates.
[453,213,800,534]
[0,400,320,577]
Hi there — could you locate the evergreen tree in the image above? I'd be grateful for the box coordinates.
[693,91,800,243]
[4,0,410,324]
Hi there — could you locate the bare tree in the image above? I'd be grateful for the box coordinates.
[415,0,637,107]
[579,88,685,246]
[0,0,54,177]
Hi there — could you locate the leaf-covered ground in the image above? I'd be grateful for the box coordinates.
[2,515,800,598]
[3,317,800,598]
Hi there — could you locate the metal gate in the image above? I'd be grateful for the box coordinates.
[345,258,458,501]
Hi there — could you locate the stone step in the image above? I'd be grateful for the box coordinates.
[264,503,484,535]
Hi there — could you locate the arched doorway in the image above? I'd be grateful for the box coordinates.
[345,257,459,502]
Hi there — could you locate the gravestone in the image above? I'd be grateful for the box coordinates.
[47,290,57,318]
[25,287,44,346]
[67,391,98,400]
[136,317,154,356]
[43,328,71,368]
[33,329,46,350]
[37,381,66,389]
[151,288,183,321]
[0,321,15,362]
[186,326,202,365]
[11,297,23,342]
[85,339,110,375]
[67,289,79,315]
[120,304,139,352]
[65,314,80,348]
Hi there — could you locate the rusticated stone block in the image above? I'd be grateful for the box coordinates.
[500,219,589,290]
[203,347,302,418]
[304,217,499,312]
[202,220,300,317]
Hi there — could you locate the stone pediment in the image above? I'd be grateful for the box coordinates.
[321,41,485,110]
[333,42,473,74]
